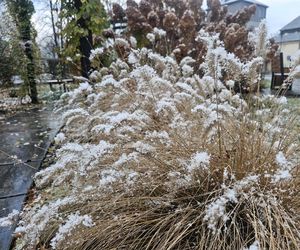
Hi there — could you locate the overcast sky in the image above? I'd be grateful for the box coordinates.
[262,0,300,36]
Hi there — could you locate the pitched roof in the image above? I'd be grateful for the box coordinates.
[275,32,300,43]
[222,0,268,8]
[281,16,300,32]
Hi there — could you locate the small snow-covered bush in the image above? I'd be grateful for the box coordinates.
[13,33,300,250]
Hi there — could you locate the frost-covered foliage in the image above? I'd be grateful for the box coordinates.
[0,209,19,227]
[0,92,31,112]
[91,28,266,93]
[110,0,277,77]
[50,212,94,249]
[102,0,279,93]
[14,39,300,249]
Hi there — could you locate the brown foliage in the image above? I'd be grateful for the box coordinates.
[112,0,270,66]
[108,0,278,93]
[112,3,126,21]
[266,38,280,62]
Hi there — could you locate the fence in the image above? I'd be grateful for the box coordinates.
[271,52,290,90]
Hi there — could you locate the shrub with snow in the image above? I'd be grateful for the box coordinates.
[0,210,19,227]
[13,31,300,250]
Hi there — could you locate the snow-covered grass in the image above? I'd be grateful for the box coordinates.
[285,98,300,134]
[0,87,32,113]
[0,210,19,227]
[12,34,300,249]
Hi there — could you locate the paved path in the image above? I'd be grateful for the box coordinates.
[0,106,60,250]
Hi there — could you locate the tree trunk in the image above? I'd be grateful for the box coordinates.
[74,0,93,78]
[49,0,59,50]
[24,42,38,103]
[22,22,38,103]
[79,31,93,78]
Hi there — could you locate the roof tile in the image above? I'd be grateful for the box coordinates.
[281,16,300,32]
[222,0,268,8]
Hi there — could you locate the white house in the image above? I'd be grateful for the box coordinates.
[275,16,300,67]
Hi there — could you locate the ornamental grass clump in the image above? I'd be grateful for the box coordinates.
[11,30,300,250]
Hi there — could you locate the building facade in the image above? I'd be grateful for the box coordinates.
[222,0,268,30]
[275,16,300,66]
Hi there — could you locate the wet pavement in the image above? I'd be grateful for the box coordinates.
[0,106,61,250]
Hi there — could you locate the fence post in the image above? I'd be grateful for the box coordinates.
[280,52,284,84]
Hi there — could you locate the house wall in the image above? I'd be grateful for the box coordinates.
[225,2,267,30]
[279,41,300,66]
[226,1,247,14]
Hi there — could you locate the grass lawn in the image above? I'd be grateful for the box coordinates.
[287,97,300,114]
[287,98,300,132]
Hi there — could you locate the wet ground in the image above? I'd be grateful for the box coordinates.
[0,106,61,250]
